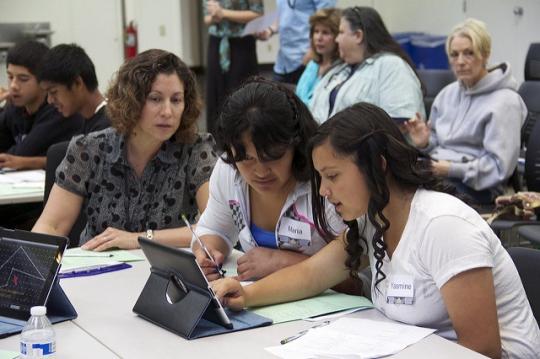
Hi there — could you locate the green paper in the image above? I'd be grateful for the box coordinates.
[61,248,143,272]
[0,350,19,359]
[251,291,373,324]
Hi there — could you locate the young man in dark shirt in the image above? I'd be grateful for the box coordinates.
[0,41,83,170]
[39,43,110,134]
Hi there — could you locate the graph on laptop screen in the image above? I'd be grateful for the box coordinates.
[0,237,59,313]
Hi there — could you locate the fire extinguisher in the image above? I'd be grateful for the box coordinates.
[124,21,138,60]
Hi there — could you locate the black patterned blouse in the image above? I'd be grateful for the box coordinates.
[55,128,217,245]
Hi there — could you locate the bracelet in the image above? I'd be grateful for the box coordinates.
[268,26,277,36]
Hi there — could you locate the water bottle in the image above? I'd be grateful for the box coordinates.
[20,306,56,358]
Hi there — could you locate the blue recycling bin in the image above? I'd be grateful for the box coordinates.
[392,32,424,62]
[410,34,449,69]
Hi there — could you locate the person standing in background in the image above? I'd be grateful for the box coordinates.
[258,0,336,85]
[203,0,263,137]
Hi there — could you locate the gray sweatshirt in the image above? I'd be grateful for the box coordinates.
[424,63,526,193]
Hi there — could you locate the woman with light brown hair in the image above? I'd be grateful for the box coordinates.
[33,49,217,250]
[295,8,341,105]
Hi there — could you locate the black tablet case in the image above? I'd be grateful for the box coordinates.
[0,279,78,338]
[133,267,272,340]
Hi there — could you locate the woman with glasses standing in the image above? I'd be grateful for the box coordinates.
[405,19,526,206]
[310,6,424,123]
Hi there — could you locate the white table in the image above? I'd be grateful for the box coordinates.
[53,250,487,359]
[0,321,118,358]
[0,170,45,205]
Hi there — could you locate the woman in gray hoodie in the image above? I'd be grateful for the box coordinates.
[405,18,526,206]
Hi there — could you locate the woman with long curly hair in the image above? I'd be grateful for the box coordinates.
[33,49,217,249]
[212,102,540,358]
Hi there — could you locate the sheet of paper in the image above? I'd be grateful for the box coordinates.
[61,248,143,272]
[0,184,42,197]
[251,291,373,324]
[0,350,19,359]
[266,317,436,359]
[0,169,45,184]
[242,11,278,36]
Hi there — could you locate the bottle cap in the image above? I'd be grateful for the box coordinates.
[30,306,47,316]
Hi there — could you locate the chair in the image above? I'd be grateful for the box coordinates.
[507,247,540,325]
[45,141,86,248]
[518,81,540,147]
[416,69,455,118]
[524,120,540,192]
[517,225,540,246]
[524,43,540,81]
[490,119,540,242]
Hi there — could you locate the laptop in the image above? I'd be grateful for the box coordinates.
[0,227,71,337]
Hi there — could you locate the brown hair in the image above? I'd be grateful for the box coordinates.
[309,8,341,64]
[106,49,201,143]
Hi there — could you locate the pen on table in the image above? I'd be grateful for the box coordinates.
[64,253,114,258]
[181,214,226,277]
[280,321,330,345]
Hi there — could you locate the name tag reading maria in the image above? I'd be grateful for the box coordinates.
[386,274,415,305]
[277,217,311,241]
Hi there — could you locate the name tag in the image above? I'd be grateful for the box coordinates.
[277,217,311,241]
[386,274,415,305]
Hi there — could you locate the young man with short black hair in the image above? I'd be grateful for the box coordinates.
[0,40,83,170]
[39,43,109,134]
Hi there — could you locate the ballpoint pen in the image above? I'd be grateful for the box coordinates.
[280,321,330,345]
[64,253,114,258]
[181,214,226,277]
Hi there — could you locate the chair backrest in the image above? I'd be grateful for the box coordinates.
[416,69,455,118]
[524,43,540,81]
[525,119,540,192]
[45,141,86,248]
[507,247,540,325]
[518,81,540,146]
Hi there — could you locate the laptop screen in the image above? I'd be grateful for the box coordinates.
[0,229,66,320]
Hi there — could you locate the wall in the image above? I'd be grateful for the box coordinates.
[373,0,540,82]
[1,0,539,87]
[0,0,123,93]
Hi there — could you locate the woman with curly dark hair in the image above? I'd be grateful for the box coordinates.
[212,103,540,358]
[33,49,217,249]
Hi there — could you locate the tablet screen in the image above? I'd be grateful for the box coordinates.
[0,230,65,320]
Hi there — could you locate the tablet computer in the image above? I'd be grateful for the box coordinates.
[138,237,233,329]
[0,227,67,321]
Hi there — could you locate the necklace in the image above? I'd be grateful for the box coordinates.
[287,0,296,9]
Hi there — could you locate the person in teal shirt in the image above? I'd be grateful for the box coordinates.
[296,8,341,105]
[203,0,263,136]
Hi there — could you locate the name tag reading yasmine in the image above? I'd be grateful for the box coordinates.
[386,274,415,305]
[278,217,311,241]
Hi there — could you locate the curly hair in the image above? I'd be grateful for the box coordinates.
[216,77,318,182]
[309,8,341,64]
[308,103,446,293]
[106,49,201,143]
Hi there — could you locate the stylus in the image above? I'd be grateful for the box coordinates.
[181,214,226,277]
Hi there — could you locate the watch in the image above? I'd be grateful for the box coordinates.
[146,229,154,240]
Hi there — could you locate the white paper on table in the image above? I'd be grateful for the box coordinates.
[242,11,278,36]
[0,170,45,184]
[265,317,435,359]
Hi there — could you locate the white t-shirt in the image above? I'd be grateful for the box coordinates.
[361,189,540,358]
